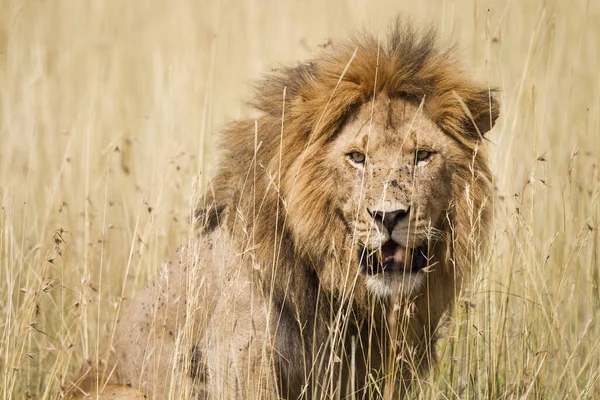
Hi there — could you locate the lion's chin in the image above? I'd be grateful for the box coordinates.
[364,273,425,298]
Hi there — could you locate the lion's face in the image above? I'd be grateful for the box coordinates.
[328,95,454,298]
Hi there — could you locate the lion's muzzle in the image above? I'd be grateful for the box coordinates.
[360,240,428,275]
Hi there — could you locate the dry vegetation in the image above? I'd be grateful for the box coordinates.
[1,0,599,398]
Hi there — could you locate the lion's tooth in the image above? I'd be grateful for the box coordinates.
[407,248,414,269]
[393,246,406,264]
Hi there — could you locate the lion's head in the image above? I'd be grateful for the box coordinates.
[323,96,457,298]
[196,22,499,310]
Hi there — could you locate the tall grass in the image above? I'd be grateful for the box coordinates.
[0,0,598,398]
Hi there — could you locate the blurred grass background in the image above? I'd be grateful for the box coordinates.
[0,0,599,398]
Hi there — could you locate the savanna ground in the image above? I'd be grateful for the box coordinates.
[0,0,599,398]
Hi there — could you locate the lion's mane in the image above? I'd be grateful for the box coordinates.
[197,22,497,294]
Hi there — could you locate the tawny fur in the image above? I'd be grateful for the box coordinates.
[71,21,499,399]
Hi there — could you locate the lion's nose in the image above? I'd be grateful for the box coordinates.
[368,206,410,232]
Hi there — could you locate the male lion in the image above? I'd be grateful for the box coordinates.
[71,22,499,399]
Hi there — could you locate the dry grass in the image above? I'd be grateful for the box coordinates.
[1,0,599,398]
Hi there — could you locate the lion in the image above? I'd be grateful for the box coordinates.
[70,21,499,399]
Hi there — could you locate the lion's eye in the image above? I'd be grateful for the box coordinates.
[415,150,432,165]
[348,151,366,164]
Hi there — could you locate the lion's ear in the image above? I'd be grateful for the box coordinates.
[194,183,229,233]
[468,90,500,137]
[194,202,227,233]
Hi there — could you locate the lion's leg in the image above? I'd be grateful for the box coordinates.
[67,340,125,398]
[68,384,146,400]
[203,283,278,399]
[108,251,199,397]
[71,246,214,398]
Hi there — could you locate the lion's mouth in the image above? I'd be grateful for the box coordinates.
[360,240,428,275]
